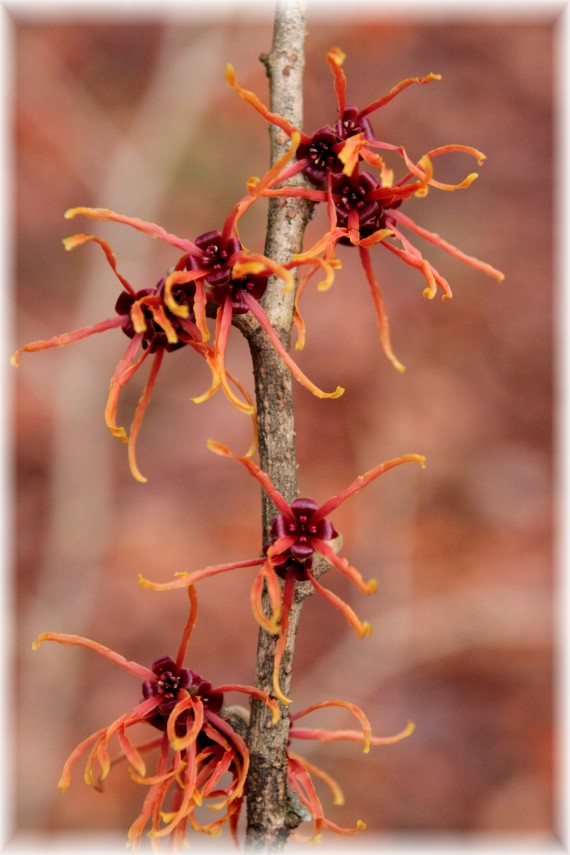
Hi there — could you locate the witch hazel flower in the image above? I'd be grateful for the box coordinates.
[11,233,243,483]
[140,440,425,705]
[287,699,414,842]
[264,149,505,373]
[60,142,344,415]
[33,587,279,848]
[228,47,504,373]
[226,46,441,188]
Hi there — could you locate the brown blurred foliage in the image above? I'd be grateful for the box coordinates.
[11,5,555,849]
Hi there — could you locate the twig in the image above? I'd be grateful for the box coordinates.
[239,1,313,849]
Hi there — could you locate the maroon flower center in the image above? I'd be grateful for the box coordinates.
[287,513,318,540]
[142,657,223,735]
[115,282,192,353]
[211,274,268,315]
[271,498,338,563]
[335,106,375,142]
[154,670,182,700]
[202,243,229,271]
[297,127,343,186]
[188,231,242,287]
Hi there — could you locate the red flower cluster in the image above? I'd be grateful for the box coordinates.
[140,440,425,705]
[32,588,278,846]
[22,42,504,849]
[12,142,343,482]
[228,47,504,372]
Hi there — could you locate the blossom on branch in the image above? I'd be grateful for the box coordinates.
[228,47,504,374]
[226,47,441,187]
[12,140,346,479]
[32,587,278,848]
[140,441,425,705]
[11,233,238,483]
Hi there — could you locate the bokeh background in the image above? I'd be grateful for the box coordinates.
[11,2,557,850]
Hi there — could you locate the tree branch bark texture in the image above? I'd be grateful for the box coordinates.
[241,1,314,849]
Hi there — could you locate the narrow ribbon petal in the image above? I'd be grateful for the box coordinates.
[325,46,347,115]
[225,64,309,143]
[242,292,345,401]
[10,316,124,367]
[63,234,136,295]
[32,632,156,681]
[65,207,200,255]
[314,453,426,521]
[306,570,372,639]
[127,348,164,483]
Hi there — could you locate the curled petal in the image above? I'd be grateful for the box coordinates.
[242,291,344,401]
[225,64,308,143]
[427,142,487,167]
[187,341,222,404]
[325,46,347,115]
[232,253,293,291]
[359,72,442,118]
[381,235,446,299]
[138,557,265,593]
[206,712,250,798]
[10,316,124,367]
[127,348,164,484]
[338,133,367,176]
[207,440,295,520]
[290,699,372,754]
[215,296,255,415]
[224,133,302,238]
[287,754,325,842]
[175,585,199,670]
[117,725,147,777]
[288,749,345,807]
[65,207,200,255]
[104,334,148,442]
[306,570,372,639]
[162,269,202,319]
[314,453,426,521]
[358,245,405,373]
[313,539,377,597]
[153,741,198,838]
[32,632,155,681]
[56,697,160,792]
[391,209,505,282]
[290,721,415,748]
[63,234,136,295]
[250,565,281,636]
[167,696,204,752]
[271,571,295,706]
[211,683,280,725]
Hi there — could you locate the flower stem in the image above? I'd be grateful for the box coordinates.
[238,1,313,849]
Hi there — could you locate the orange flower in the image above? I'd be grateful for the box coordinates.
[226,47,441,188]
[228,47,504,374]
[287,699,415,842]
[11,232,254,483]
[140,441,425,705]
[33,587,278,848]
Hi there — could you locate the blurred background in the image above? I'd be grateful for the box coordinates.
[10,2,556,850]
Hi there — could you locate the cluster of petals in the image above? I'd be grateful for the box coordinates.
[140,440,425,705]
[32,588,279,848]
[11,140,344,483]
[228,46,505,373]
[32,582,415,847]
